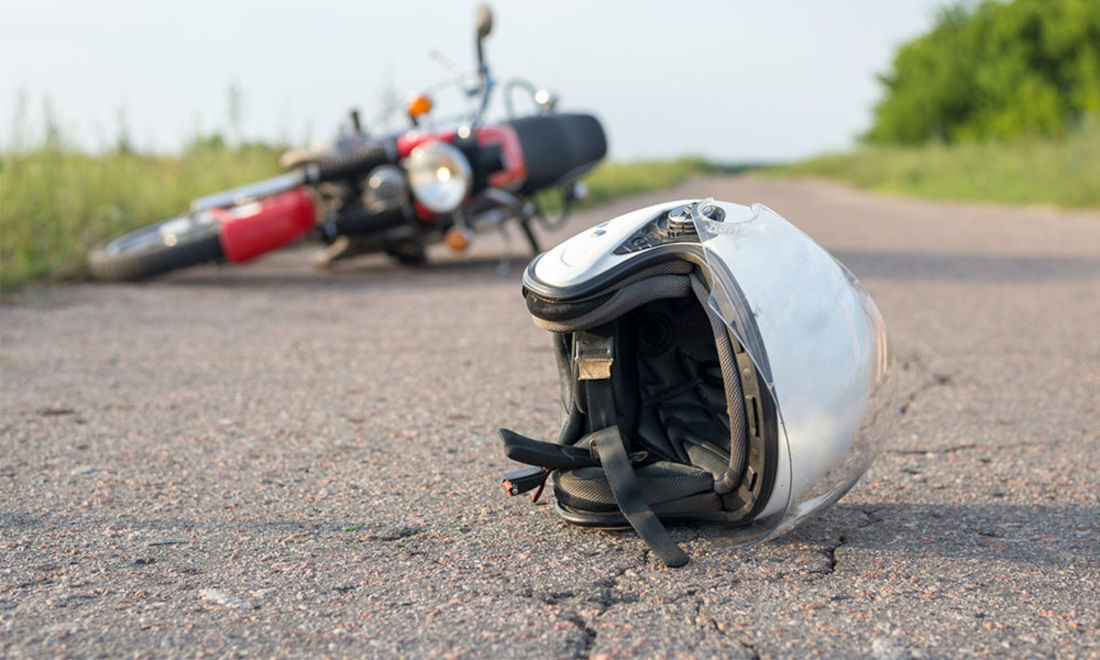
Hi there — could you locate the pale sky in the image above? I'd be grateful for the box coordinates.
[0,0,945,162]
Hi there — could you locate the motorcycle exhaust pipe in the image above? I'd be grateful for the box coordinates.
[191,144,394,212]
[191,171,307,212]
[332,208,407,236]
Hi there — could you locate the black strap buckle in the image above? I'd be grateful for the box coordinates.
[573,331,614,381]
[503,466,549,502]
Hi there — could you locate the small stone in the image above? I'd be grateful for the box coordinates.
[199,588,254,610]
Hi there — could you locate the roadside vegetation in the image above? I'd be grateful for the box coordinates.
[0,138,285,292]
[575,157,714,206]
[771,0,1100,209]
[532,157,716,214]
[767,119,1099,208]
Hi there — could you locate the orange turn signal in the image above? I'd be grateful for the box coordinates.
[445,227,472,252]
[406,94,434,118]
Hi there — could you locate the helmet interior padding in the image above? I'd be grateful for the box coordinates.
[500,262,776,565]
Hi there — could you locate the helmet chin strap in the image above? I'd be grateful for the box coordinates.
[587,426,689,567]
[574,331,689,567]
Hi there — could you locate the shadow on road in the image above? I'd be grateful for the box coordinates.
[835,250,1100,283]
[152,255,529,291]
[774,503,1100,567]
[6,502,1096,569]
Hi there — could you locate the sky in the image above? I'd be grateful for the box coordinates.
[0,0,947,162]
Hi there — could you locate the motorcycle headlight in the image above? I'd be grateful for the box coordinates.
[406,142,472,214]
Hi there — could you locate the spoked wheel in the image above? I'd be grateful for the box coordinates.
[87,213,224,281]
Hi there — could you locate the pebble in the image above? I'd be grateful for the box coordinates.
[199,588,254,610]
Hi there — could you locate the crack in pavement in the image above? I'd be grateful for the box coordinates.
[822,534,846,575]
[511,562,637,659]
[885,443,977,455]
[362,526,421,542]
[883,440,1052,456]
[898,372,953,415]
[810,507,884,578]
[567,615,598,659]
[859,505,885,526]
[586,569,639,610]
[568,564,635,657]
[894,350,959,418]
[698,598,761,659]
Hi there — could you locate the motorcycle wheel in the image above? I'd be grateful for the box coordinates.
[87,213,224,282]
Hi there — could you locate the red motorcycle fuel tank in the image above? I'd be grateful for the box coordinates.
[216,188,317,262]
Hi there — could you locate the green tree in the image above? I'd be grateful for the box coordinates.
[868,0,1100,144]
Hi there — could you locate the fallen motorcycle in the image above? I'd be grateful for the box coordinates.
[87,5,606,281]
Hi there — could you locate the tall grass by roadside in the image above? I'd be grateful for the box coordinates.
[577,157,715,206]
[764,119,1100,209]
[531,156,715,215]
[0,145,716,292]
[0,143,285,292]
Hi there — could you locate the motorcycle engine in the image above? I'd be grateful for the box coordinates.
[362,165,409,214]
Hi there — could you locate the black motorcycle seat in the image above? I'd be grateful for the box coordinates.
[509,113,607,193]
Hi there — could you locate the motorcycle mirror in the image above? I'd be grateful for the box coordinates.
[534,89,558,112]
[476,4,493,41]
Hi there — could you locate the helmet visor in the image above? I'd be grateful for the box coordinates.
[692,201,897,546]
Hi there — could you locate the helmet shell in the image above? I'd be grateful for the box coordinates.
[526,199,896,543]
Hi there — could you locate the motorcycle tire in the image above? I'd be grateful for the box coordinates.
[87,214,224,282]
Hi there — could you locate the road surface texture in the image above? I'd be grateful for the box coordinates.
[2,176,1098,658]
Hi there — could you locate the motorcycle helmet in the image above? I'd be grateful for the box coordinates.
[498,199,896,567]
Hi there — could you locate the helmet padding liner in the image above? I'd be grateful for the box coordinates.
[502,261,755,566]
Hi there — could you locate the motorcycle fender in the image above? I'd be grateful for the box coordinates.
[216,188,317,262]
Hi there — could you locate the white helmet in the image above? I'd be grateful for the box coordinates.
[499,199,897,566]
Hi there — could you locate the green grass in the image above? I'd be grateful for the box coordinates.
[577,157,715,206]
[531,156,716,215]
[764,119,1100,209]
[0,149,716,292]
[0,144,284,292]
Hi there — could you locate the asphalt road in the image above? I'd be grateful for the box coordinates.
[2,176,1098,658]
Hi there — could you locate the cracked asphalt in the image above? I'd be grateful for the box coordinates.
[2,176,1098,658]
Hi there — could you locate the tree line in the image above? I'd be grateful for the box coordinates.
[868,0,1100,144]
